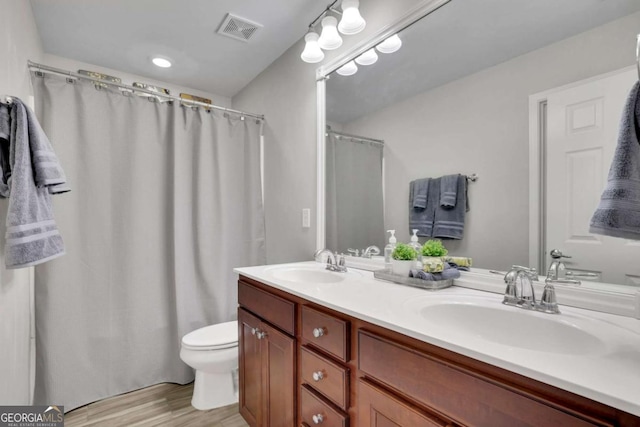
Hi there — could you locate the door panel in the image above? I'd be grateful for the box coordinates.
[262,321,295,427]
[545,68,640,285]
[239,308,262,427]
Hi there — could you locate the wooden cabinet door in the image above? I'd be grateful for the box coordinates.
[358,379,451,427]
[239,308,263,427]
[261,321,296,427]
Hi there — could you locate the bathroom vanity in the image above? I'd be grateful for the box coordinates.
[235,262,640,426]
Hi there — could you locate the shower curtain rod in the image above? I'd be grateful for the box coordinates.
[27,60,265,121]
[326,128,385,146]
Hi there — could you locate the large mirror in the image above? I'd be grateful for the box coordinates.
[321,0,640,289]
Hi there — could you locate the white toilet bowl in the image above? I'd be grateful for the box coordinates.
[180,320,239,410]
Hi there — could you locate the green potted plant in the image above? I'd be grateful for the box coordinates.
[421,239,448,257]
[391,243,417,277]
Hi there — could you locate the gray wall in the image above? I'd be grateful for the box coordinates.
[342,12,640,271]
[232,0,425,264]
[0,0,43,404]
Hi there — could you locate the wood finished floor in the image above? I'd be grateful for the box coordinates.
[64,383,249,427]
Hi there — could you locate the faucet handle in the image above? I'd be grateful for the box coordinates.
[538,283,561,314]
[550,249,571,259]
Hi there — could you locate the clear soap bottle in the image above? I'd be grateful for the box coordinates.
[409,229,423,269]
[384,230,397,270]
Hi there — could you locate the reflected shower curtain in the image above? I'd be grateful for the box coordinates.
[326,132,385,253]
[31,74,265,410]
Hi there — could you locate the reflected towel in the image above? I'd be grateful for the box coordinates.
[433,175,466,239]
[412,178,429,209]
[440,174,459,208]
[0,97,69,268]
[589,81,640,239]
[409,178,439,237]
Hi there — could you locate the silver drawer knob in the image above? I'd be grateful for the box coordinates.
[312,414,324,424]
[312,327,325,338]
[312,370,324,381]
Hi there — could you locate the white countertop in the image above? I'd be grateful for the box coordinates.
[234,261,640,417]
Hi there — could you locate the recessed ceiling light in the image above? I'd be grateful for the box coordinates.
[152,57,172,68]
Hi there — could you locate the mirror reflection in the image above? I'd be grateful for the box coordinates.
[325,0,640,287]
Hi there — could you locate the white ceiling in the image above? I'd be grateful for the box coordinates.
[326,0,640,124]
[29,0,323,97]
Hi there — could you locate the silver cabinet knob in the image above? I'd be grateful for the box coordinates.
[312,327,325,338]
[312,414,324,424]
[312,370,324,381]
[251,328,257,335]
[256,331,267,340]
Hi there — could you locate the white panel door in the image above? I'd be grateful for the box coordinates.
[546,68,640,285]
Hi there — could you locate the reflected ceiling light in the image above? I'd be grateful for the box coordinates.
[355,48,378,66]
[376,34,402,54]
[338,0,366,35]
[336,60,358,76]
[301,32,325,63]
[151,57,172,68]
[318,16,343,50]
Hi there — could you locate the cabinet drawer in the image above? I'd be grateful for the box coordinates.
[301,346,349,410]
[301,305,349,362]
[238,280,295,335]
[358,379,451,427]
[300,385,348,427]
[358,330,603,427]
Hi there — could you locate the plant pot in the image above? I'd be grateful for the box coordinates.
[391,259,414,277]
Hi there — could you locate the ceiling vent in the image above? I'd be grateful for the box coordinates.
[217,13,263,42]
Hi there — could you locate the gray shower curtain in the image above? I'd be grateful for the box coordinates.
[326,132,385,253]
[31,73,265,411]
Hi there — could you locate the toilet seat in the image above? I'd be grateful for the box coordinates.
[182,320,238,351]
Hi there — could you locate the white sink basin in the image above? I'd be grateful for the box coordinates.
[266,264,359,284]
[418,302,603,355]
[403,295,639,356]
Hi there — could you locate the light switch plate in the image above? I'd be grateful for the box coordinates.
[302,208,311,228]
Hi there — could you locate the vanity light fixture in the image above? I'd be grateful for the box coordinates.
[318,16,343,50]
[151,57,172,68]
[301,32,325,63]
[300,0,367,64]
[376,34,402,54]
[338,0,366,35]
[336,60,358,76]
[355,48,378,66]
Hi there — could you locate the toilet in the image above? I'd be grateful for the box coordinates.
[180,320,239,410]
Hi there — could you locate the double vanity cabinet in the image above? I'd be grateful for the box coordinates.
[236,266,640,427]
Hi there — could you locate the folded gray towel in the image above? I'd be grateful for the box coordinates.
[409,263,460,281]
[433,174,466,239]
[409,177,439,237]
[440,174,459,208]
[0,97,69,268]
[590,81,640,239]
[412,178,429,209]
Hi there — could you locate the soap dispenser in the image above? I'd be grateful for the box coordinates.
[409,229,423,269]
[384,230,397,270]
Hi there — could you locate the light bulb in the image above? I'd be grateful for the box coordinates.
[301,32,324,63]
[318,16,343,50]
[355,48,378,66]
[336,60,358,76]
[376,34,402,54]
[338,0,366,35]
[152,57,172,68]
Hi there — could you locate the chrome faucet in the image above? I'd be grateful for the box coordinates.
[362,245,381,258]
[346,245,380,258]
[314,248,347,272]
[502,265,538,310]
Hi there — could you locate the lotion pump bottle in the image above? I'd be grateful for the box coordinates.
[409,229,423,269]
[384,230,397,270]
